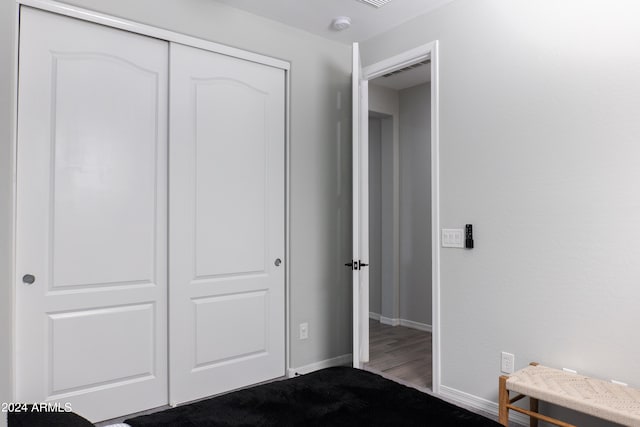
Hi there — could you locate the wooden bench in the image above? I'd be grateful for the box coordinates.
[498,362,640,427]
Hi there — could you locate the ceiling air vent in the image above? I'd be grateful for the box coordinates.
[358,0,393,8]
[382,60,430,78]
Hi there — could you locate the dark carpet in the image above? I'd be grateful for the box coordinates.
[126,367,501,426]
[7,407,94,427]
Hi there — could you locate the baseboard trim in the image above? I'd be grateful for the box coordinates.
[379,316,400,326]
[287,354,352,378]
[377,316,432,332]
[439,385,528,426]
[399,319,432,332]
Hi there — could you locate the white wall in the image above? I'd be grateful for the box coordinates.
[368,116,382,316]
[398,83,432,325]
[0,0,353,394]
[0,0,16,425]
[368,84,400,321]
[362,1,640,425]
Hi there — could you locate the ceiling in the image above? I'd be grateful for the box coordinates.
[212,0,453,44]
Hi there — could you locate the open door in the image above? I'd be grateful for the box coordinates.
[351,43,369,368]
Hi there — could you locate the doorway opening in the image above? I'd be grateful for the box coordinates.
[362,55,434,391]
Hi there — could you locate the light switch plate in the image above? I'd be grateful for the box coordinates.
[442,229,464,248]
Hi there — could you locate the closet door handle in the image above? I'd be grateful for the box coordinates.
[274,258,282,267]
[22,274,36,285]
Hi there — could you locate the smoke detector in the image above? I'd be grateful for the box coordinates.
[331,16,352,31]
[358,0,393,8]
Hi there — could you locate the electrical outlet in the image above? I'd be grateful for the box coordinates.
[299,322,309,340]
[501,352,515,374]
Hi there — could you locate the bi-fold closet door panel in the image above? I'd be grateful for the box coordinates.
[15,7,169,422]
[169,43,286,405]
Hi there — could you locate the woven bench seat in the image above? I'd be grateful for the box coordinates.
[499,363,640,427]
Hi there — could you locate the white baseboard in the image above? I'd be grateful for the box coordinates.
[376,315,432,332]
[287,354,352,377]
[379,316,400,326]
[439,385,528,427]
[399,319,432,332]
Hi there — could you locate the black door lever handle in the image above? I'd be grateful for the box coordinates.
[345,261,368,270]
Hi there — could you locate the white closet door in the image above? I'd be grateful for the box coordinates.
[15,8,168,422]
[169,43,285,404]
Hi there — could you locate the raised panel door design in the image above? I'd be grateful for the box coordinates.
[49,304,155,394]
[170,43,285,404]
[15,8,168,422]
[193,291,268,367]
[51,53,158,289]
[194,80,267,278]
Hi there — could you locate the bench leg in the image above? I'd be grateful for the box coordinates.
[499,375,509,426]
[530,397,539,427]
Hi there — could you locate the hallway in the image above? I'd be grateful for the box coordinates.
[364,319,432,389]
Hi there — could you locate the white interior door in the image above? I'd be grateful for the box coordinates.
[352,43,370,368]
[15,7,168,422]
[169,43,285,404]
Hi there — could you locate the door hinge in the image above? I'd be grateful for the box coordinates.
[345,260,369,271]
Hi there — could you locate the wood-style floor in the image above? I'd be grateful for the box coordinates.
[364,319,432,389]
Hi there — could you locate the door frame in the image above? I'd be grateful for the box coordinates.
[359,41,441,394]
[12,0,292,400]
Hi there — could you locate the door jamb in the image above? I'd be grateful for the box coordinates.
[284,69,292,377]
[361,41,441,394]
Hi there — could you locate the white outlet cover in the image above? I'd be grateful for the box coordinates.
[501,352,515,374]
[442,229,464,248]
[299,322,309,340]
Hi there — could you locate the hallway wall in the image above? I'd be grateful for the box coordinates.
[369,116,382,316]
[368,84,399,321]
[399,83,432,326]
[369,82,432,327]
